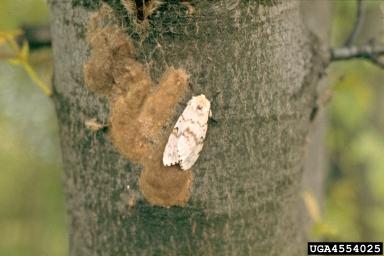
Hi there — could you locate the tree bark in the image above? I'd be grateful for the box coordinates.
[49,0,331,255]
[300,0,331,233]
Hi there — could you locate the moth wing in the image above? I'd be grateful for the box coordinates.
[163,104,192,167]
[163,110,189,166]
[177,123,208,170]
[162,127,179,166]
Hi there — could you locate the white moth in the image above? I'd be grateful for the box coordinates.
[163,94,212,170]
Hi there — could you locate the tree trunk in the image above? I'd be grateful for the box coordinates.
[49,0,331,255]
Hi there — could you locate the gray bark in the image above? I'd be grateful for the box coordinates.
[300,0,331,232]
[49,0,331,255]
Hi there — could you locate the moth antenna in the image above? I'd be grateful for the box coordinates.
[188,82,195,91]
[178,101,187,107]
[206,90,221,107]
[212,90,221,100]
[208,114,218,125]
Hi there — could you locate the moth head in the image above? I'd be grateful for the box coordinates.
[191,94,211,115]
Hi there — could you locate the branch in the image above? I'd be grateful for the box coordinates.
[18,25,51,49]
[330,44,384,67]
[344,0,363,46]
[331,44,384,60]
[329,0,384,68]
[369,55,384,69]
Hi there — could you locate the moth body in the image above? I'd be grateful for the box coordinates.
[163,94,211,170]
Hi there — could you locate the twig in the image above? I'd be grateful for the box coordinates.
[330,44,384,68]
[369,56,384,69]
[22,62,52,97]
[19,25,51,49]
[0,34,52,96]
[344,0,363,46]
[329,0,384,68]
[331,44,384,61]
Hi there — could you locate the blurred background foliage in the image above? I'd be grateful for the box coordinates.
[0,0,66,255]
[323,0,384,242]
[0,0,383,255]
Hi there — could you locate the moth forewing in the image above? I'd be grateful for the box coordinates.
[162,128,179,166]
[162,94,211,170]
